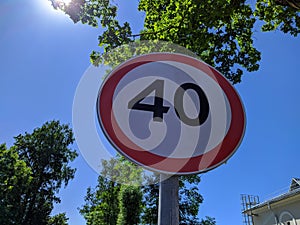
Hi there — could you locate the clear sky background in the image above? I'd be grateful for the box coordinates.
[1,0,300,225]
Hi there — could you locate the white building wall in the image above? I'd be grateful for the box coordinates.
[252,200,300,225]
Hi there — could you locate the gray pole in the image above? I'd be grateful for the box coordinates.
[158,174,179,225]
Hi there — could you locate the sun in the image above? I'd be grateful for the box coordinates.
[39,0,72,16]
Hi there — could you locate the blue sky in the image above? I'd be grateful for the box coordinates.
[1,0,300,225]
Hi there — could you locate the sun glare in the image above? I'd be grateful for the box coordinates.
[55,0,72,6]
[39,0,71,17]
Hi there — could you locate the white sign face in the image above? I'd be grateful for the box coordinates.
[97,53,245,174]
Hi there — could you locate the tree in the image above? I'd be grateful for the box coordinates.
[0,121,77,225]
[50,0,299,83]
[0,144,32,225]
[79,176,121,225]
[79,156,143,225]
[141,182,159,224]
[200,217,217,225]
[141,174,211,225]
[274,0,300,9]
[117,185,143,225]
[179,175,204,224]
[80,156,214,225]
[255,0,300,36]
[47,213,69,225]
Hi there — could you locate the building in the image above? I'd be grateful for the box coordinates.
[242,178,300,225]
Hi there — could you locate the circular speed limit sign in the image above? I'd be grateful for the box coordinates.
[97,53,245,174]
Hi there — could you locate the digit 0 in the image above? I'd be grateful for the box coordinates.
[174,83,209,126]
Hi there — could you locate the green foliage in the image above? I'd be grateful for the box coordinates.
[255,0,300,36]
[79,176,120,225]
[51,0,299,83]
[117,185,143,225]
[138,0,261,84]
[79,155,143,225]
[200,216,216,225]
[100,155,143,186]
[141,174,206,225]
[0,121,77,225]
[274,0,300,9]
[50,0,132,51]
[80,156,212,225]
[15,120,77,190]
[141,182,159,224]
[0,144,32,225]
[179,175,203,224]
[47,213,69,225]
[50,0,116,27]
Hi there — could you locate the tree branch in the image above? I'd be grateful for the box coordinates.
[128,25,179,39]
[275,0,300,9]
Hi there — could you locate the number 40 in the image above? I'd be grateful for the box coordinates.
[127,79,209,126]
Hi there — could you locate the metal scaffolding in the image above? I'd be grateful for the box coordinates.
[241,194,260,225]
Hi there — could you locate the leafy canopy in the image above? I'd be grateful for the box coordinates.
[0,121,77,225]
[0,144,32,225]
[79,156,215,225]
[50,0,299,83]
[79,156,143,225]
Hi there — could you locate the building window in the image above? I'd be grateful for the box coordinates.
[279,211,297,225]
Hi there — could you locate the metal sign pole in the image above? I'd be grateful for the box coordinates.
[158,174,179,225]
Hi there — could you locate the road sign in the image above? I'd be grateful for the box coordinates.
[97,53,245,174]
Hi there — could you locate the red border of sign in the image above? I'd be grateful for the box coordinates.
[97,53,245,174]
